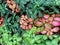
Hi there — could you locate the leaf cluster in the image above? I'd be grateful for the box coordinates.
[0,24,22,45]
[22,26,60,45]
[15,0,60,18]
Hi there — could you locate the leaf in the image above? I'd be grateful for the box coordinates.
[7,17,12,23]
[0,4,5,13]
[46,41,53,45]
[48,36,53,40]
[38,11,43,17]
[43,35,48,40]
[28,26,37,34]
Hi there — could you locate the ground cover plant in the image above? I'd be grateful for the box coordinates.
[0,0,60,45]
[0,24,22,45]
[22,27,60,45]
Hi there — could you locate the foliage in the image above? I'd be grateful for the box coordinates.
[22,26,60,45]
[0,24,60,45]
[0,0,60,33]
[0,0,60,45]
[20,14,60,35]
[4,13,22,33]
[15,0,60,18]
[0,24,22,45]
[0,0,22,33]
[20,15,34,30]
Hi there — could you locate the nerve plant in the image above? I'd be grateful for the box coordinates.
[20,14,60,35]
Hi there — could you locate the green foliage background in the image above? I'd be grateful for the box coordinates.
[0,0,60,33]
[0,25,60,45]
[22,26,60,45]
[0,0,60,45]
[15,0,60,18]
[0,25,22,45]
